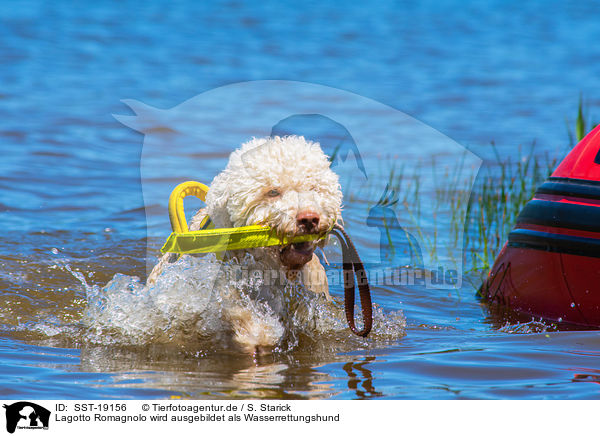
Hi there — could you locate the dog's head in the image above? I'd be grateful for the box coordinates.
[206,136,343,269]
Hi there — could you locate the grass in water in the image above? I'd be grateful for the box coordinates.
[462,144,556,282]
[342,99,596,289]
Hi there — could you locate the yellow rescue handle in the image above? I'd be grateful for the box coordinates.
[168,181,210,233]
[161,181,327,254]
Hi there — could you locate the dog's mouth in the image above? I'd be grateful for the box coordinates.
[279,240,316,269]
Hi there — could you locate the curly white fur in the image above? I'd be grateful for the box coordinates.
[205,136,342,233]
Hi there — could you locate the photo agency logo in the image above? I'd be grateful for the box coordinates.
[3,402,50,433]
[114,80,482,290]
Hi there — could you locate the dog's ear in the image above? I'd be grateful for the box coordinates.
[205,170,234,228]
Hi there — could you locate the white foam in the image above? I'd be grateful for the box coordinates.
[81,253,406,352]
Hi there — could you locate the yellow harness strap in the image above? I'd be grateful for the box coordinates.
[161,181,327,254]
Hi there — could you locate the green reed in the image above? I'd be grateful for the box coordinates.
[343,99,595,288]
[461,145,556,282]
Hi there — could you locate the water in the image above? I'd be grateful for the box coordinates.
[2,0,600,399]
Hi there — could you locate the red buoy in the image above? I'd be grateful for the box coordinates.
[481,124,600,326]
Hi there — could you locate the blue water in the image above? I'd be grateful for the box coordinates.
[2,0,600,399]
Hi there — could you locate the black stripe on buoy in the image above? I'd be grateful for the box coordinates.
[508,228,600,258]
[536,177,600,200]
[517,199,600,233]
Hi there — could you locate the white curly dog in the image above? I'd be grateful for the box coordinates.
[148,136,343,352]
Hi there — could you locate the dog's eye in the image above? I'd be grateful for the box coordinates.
[266,189,280,198]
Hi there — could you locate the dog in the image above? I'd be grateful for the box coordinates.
[147,136,343,352]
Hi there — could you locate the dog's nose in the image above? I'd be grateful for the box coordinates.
[297,211,320,232]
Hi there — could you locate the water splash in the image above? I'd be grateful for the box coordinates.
[498,319,557,334]
[80,253,406,353]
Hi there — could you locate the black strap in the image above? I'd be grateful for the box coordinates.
[330,223,373,337]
